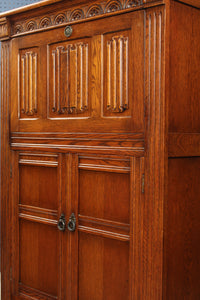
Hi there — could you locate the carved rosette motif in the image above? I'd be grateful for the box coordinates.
[126,0,143,7]
[54,14,66,25]
[70,9,84,21]
[105,0,122,13]
[11,0,145,36]
[86,5,103,17]
[14,24,23,34]
[40,17,52,28]
[26,20,37,31]
[19,50,38,117]
[106,36,129,113]
[50,43,89,115]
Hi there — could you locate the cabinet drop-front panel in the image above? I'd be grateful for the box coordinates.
[10,11,144,133]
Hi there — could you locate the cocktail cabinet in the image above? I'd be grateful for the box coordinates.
[0,0,200,299]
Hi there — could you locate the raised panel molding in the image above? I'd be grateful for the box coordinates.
[19,49,39,118]
[106,35,129,113]
[49,43,89,117]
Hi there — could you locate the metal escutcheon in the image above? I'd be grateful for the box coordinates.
[64,25,73,38]
[67,213,76,232]
[57,213,66,232]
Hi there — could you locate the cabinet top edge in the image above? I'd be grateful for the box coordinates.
[0,0,163,19]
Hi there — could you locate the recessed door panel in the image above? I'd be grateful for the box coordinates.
[12,152,64,300]
[79,170,130,223]
[76,156,131,300]
[19,220,58,297]
[78,233,129,300]
[19,165,57,210]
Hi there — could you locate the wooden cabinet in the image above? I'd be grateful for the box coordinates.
[1,0,200,299]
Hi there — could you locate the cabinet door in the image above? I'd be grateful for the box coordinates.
[67,154,144,300]
[11,152,67,300]
[11,151,144,300]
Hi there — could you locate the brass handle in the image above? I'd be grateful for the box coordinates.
[57,214,66,232]
[67,213,76,232]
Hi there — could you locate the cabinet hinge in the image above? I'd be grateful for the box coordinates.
[142,174,145,194]
[10,165,12,178]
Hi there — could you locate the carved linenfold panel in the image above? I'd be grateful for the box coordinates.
[105,35,129,114]
[19,48,39,118]
[49,41,89,117]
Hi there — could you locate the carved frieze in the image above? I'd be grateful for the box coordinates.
[11,0,162,37]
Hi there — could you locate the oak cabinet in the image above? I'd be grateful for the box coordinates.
[1,0,200,299]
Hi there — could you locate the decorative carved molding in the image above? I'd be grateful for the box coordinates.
[105,0,122,12]
[26,20,37,31]
[54,13,66,25]
[0,17,10,40]
[11,0,162,37]
[39,16,52,28]
[49,42,89,116]
[19,50,38,118]
[106,36,129,113]
[86,5,103,17]
[126,0,143,7]
[14,24,23,34]
[70,9,84,21]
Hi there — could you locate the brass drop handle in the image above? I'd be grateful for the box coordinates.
[67,213,76,232]
[57,213,66,232]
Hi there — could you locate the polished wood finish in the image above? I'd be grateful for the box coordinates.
[1,0,200,299]
[165,158,200,299]
[177,0,200,8]
[168,133,200,157]
[169,0,200,133]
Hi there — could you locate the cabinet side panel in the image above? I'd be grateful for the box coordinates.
[165,158,200,299]
[169,1,200,133]
[1,41,11,300]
